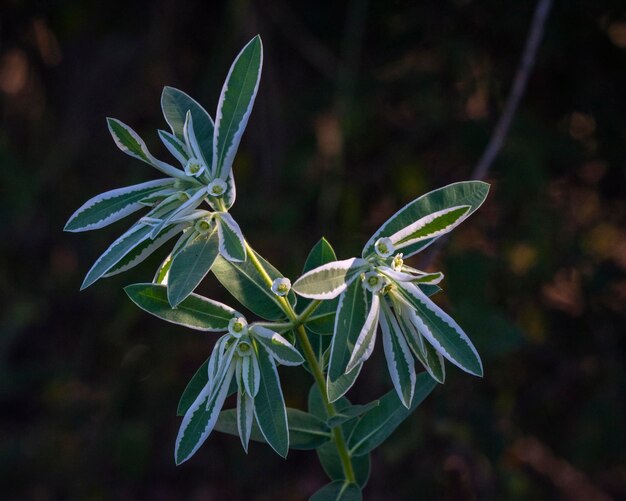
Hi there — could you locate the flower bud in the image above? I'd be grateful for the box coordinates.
[362,271,384,293]
[374,237,394,258]
[208,179,227,197]
[184,158,206,178]
[194,217,213,234]
[271,277,291,297]
[228,317,248,338]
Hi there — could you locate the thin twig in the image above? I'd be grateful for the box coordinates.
[472,0,553,180]
[420,0,553,269]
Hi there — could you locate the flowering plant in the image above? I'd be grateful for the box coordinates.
[66,35,489,500]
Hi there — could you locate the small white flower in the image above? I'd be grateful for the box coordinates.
[392,253,404,271]
[194,217,213,234]
[271,277,291,297]
[184,157,206,178]
[235,337,254,357]
[362,271,384,293]
[374,237,394,258]
[228,317,248,338]
[208,179,228,197]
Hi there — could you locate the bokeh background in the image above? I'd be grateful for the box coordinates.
[1,0,625,499]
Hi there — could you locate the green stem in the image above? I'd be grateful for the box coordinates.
[243,240,356,484]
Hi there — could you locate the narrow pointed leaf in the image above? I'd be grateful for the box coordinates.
[104,223,184,277]
[107,118,184,178]
[292,258,368,300]
[174,363,235,464]
[213,36,263,179]
[327,279,368,402]
[362,181,490,258]
[65,179,175,232]
[177,357,209,416]
[161,86,214,166]
[251,325,304,366]
[380,302,416,408]
[237,389,255,453]
[390,205,471,249]
[242,354,260,397]
[211,249,296,321]
[253,342,289,457]
[399,282,483,376]
[81,223,152,289]
[216,212,246,262]
[346,294,381,373]
[125,283,236,331]
[167,229,220,307]
[348,373,437,456]
[158,129,189,165]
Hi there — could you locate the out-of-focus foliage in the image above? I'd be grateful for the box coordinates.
[1,0,625,499]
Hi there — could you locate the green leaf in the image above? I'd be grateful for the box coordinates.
[214,407,330,451]
[253,342,289,457]
[216,212,246,262]
[161,86,214,167]
[107,118,184,178]
[175,363,235,464]
[390,205,471,249]
[362,181,490,258]
[125,283,237,331]
[325,401,380,428]
[348,373,437,456]
[213,35,263,180]
[310,481,362,501]
[81,223,152,289]
[345,294,380,373]
[316,442,371,489]
[167,229,220,307]
[65,179,175,232]
[158,129,189,165]
[104,223,183,277]
[211,249,296,321]
[399,282,483,376]
[380,301,416,408]
[177,357,209,416]
[236,387,255,452]
[300,238,339,335]
[251,325,304,366]
[327,279,368,402]
[293,258,368,300]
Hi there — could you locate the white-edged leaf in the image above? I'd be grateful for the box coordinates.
[380,301,416,408]
[253,341,289,457]
[104,223,184,277]
[292,258,368,300]
[216,212,246,262]
[389,205,471,249]
[65,179,175,232]
[237,387,255,453]
[167,228,220,307]
[149,187,207,239]
[158,129,189,165]
[183,111,210,168]
[174,363,235,465]
[362,181,490,258]
[399,282,483,376]
[213,35,263,180]
[250,325,304,366]
[152,229,196,285]
[81,223,152,289]
[107,118,185,179]
[242,353,260,397]
[125,283,237,331]
[345,294,381,373]
[223,170,237,209]
[161,86,214,168]
[327,279,367,402]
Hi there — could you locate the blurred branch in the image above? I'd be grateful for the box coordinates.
[472,0,553,180]
[420,0,553,269]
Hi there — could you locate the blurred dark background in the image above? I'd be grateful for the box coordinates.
[1,0,625,499]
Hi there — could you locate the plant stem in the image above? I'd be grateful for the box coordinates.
[243,240,357,484]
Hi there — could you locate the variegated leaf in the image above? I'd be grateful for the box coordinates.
[213,36,263,180]
[292,258,368,300]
